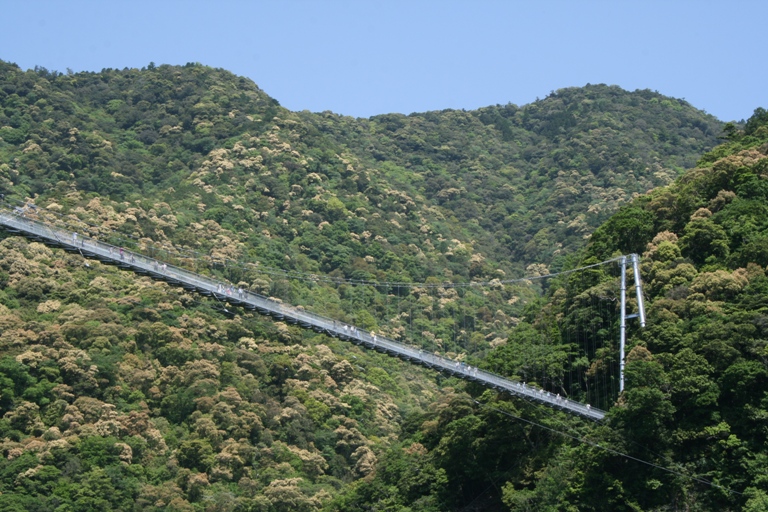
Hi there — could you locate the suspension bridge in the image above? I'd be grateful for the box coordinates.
[0,206,647,422]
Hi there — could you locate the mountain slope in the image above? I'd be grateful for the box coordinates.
[334,108,768,511]
[0,60,735,510]
[313,84,721,267]
[1,62,723,276]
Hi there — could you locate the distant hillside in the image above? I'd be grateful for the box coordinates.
[0,61,722,279]
[308,84,722,268]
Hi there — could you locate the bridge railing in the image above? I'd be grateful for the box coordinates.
[0,207,606,421]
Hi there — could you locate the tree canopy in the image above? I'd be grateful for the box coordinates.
[2,59,763,510]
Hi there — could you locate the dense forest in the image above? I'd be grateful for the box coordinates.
[337,108,768,511]
[1,59,765,510]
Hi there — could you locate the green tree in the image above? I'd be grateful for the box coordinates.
[679,217,730,264]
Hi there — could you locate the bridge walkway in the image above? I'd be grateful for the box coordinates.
[0,208,606,421]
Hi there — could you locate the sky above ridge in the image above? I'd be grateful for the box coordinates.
[1,1,765,122]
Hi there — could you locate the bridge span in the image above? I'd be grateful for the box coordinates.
[0,207,606,421]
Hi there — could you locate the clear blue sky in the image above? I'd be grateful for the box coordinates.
[1,1,764,122]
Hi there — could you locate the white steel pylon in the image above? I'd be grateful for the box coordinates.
[619,254,646,393]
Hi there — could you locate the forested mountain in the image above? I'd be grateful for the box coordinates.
[337,109,768,511]
[0,60,721,279]
[0,59,759,511]
[306,85,721,268]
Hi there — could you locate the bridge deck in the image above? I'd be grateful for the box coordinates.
[0,208,606,421]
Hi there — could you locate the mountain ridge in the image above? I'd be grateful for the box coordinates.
[1,60,724,275]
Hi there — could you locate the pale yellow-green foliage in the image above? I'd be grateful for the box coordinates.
[210,439,255,482]
[3,401,45,435]
[274,396,308,425]
[118,353,157,391]
[36,299,61,313]
[263,477,323,512]
[329,359,355,384]
[279,442,328,478]
[334,420,368,456]
[352,445,377,477]
[690,268,749,301]
[690,207,713,220]
[525,263,550,277]
[644,231,680,259]
[136,482,192,511]
[708,189,737,212]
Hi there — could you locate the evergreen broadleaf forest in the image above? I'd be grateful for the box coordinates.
[1,59,767,510]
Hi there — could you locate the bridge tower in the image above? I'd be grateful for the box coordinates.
[618,254,647,393]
